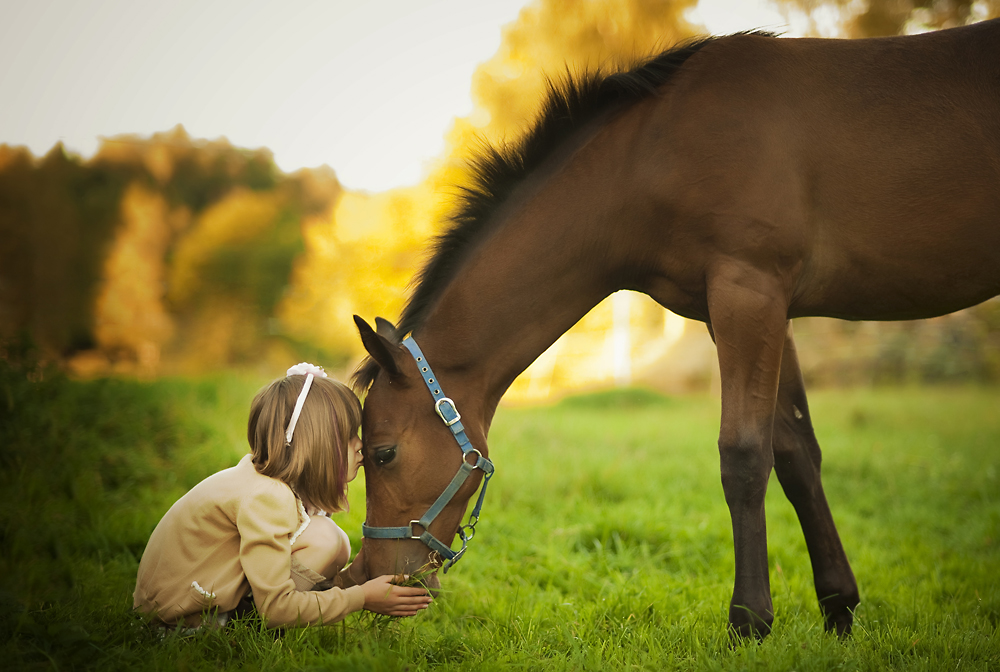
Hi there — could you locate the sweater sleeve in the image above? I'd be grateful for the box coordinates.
[236,482,365,627]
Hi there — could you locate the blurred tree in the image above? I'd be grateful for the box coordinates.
[437,0,701,193]
[93,184,177,374]
[95,125,280,214]
[279,187,433,361]
[0,144,136,358]
[166,167,341,369]
[1,129,341,373]
[165,189,297,367]
[771,0,999,37]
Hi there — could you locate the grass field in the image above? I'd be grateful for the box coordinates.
[1,359,998,670]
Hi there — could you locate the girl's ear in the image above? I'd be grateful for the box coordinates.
[354,315,407,379]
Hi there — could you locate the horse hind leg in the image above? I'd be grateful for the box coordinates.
[772,323,859,635]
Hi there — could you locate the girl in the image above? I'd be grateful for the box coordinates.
[133,363,431,628]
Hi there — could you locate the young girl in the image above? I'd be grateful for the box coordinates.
[133,363,431,628]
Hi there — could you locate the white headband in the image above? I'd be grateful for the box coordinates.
[285,362,328,445]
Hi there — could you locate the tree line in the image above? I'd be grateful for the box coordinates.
[0,126,343,373]
[2,0,997,384]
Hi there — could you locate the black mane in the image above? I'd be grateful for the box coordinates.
[353,33,767,392]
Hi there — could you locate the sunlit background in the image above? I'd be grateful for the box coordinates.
[2,0,999,401]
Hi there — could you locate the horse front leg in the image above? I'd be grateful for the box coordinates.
[707,270,788,639]
[772,323,859,635]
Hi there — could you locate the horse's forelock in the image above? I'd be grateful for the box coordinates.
[350,357,381,395]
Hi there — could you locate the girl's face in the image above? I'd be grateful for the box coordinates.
[346,434,363,482]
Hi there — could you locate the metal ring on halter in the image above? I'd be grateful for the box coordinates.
[409,520,426,540]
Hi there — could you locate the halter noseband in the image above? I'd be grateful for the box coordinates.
[361,336,495,573]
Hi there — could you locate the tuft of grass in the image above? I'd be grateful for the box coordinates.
[1,359,998,670]
[358,560,442,631]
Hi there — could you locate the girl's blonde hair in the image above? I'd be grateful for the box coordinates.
[247,375,362,512]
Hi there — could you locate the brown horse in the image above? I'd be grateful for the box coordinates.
[343,20,1000,639]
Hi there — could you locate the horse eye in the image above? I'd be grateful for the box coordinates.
[373,446,397,467]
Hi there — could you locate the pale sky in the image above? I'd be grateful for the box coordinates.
[1,0,801,193]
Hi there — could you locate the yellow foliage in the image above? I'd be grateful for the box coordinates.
[93,184,177,371]
[173,297,256,371]
[472,1,696,133]
[279,187,434,356]
[769,0,999,38]
[435,0,699,192]
[168,188,283,306]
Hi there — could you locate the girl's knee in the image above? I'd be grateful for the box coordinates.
[293,517,350,578]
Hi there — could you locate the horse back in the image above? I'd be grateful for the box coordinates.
[642,20,1000,320]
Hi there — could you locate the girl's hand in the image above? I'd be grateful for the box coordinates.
[361,575,433,617]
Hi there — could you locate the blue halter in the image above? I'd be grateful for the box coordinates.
[361,336,495,573]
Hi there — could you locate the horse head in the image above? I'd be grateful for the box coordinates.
[344,316,490,592]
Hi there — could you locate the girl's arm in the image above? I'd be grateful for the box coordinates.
[237,483,365,627]
[237,483,431,626]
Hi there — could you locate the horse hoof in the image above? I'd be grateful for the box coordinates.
[824,611,854,637]
[728,606,773,642]
[820,593,859,637]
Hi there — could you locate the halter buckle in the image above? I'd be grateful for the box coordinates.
[409,520,426,539]
[434,397,461,426]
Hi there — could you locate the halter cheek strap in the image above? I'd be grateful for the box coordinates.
[361,336,495,573]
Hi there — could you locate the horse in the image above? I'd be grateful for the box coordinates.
[342,20,1000,639]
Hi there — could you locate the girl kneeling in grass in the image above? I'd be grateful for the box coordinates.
[134,363,431,628]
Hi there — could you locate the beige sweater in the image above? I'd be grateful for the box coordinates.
[134,454,365,627]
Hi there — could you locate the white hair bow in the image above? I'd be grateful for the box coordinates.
[285,362,328,445]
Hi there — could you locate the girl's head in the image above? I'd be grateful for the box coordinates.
[247,364,362,512]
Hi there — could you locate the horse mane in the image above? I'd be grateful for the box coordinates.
[352,31,773,392]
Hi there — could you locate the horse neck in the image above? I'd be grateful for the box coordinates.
[413,120,641,426]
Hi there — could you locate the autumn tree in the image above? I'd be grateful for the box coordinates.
[773,0,999,37]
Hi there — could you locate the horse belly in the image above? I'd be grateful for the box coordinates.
[799,224,1000,321]
[799,93,1000,318]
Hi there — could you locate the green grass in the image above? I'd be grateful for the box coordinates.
[1,358,998,670]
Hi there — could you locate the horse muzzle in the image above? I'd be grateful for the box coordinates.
[340,539,443,595]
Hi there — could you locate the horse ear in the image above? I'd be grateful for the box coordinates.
[354,315,405,378]
[374,317,401,343]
